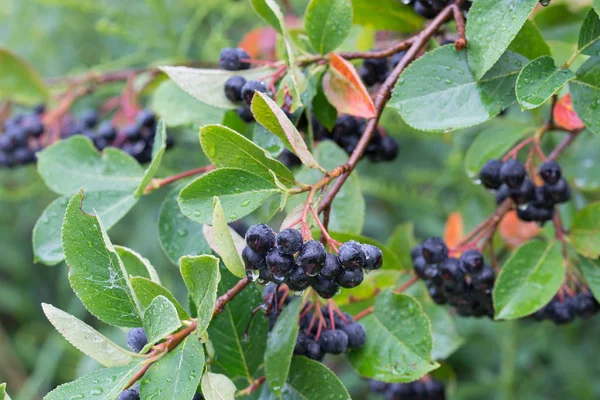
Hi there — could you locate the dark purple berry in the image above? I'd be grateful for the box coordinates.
[245,224,276,254]
[509,178,534,205]
[242,247,266,271]
[266,249,294,284]
[460,249,484,274]
[297,240,327,276]
[241,80,268,105]
[318,329,348,354]
[311,275,339,299]
[545,178,571,204]
[98,121,117,141]
[421,237,448,264]
[480,159,504,190]
[80,109,99,128]
[338,241,366,270]
[305,338,324,360]
[126,328,148,353]
[276,228,303,255]
[219,47,251,71]
[336,268,364,288]
[117,388,140,400]
[342,323,366,349]
[472,264,495,290]
[136,109,156,129]
[439,257,464,283]
[362,244,383,270]
[236,105,255,123]
[539,160,561,184]
[224,75,247,102]
[286,265,311,291]
[500,159,526,189]
[496,184,511,205]
[320,253,343,278]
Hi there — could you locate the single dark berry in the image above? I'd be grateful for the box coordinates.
[428,285,447,305]
[342,323,366,349]
[8,128,28,148]
[297,240,327,276]
[338,241,366,270]
[472,264,495,290]
[279,149,301,167]
[21,116,44,137]
[332,115,361,140]
[13,147,35,164]
[0,135,13,151]
[550,300,575,325]
[377,136,399,162]
[242,246,266,272]
[319,329,348,354]
[414,0,437,18]
[509,179,534,205]
[362,244,383,270]
[411,244,423,261]
[421,237,448,264]
[516,205,535,222]
[320,253,343,278]
[241,80,268,105]
[369,380,389,393]
[98,121,117,141]
[219,47,251,71]
[276,228,303,255]
[136,109,156,128]
[311,275,340,299]
[460,249,484,274]
[117,388,140,400]
[126,328,148,353]
[287,265,311,291]
[336,268,364,288]
[539,160,561,184]
[479,159,504,190]
[439,257,464,283]
[390,51,407,68]
[305,338,324,360]
[123,124,141,141]
[192,393,204,400]
[33,104,46,114]
[224,75,247,102]
[532,185,554,209]
[500,159,526,189]
[266,249,294,284]
[574,292,599,318]
[545,178,571,204]
[496,184,511,205]
[294,332,309,356]
[359,66,378,86]
[236,105,255,123]
[245,224,276,254]
[413,256,429,280]
[80,109,99,128]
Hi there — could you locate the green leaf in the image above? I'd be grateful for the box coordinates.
[250,0,283,33]
[313,84,338,131]
[140,336,205,400]
[578,10,600,57]
[211,197,246,278]
[571,202,600,258]
[252,93,322,170]
[516,56,575,110]
[329,231,404,270]
[62,190,142,327]
[465,0,539,79]
[158,186,210,265]
[570,56,600,135]
[493,240,564,320]
[200,124,295,187]
[160,66,275,110]
[390,46,526,132]
[464,121,536,177]
[208,266,268,380]
[37,135,144,195]
[115,246,161,283]
[420,299,464,361]
[265,297,302,397]
[44,362,142,400]
[351,0,424,33]
[305,0,353,54]
[151,80,225,127]
[595,1,600,17]
[562,130,600,192]
[201,372,237,400]
[0,47,48,104]
[579,256,600,302]
[254,124,285,156]
[348,290,438,382]
[508,20,551,61]
[0,383,9,400]
[42,303,138,367]
[178,168,282,225]
[134,119,167,197]
[386,223,417,271]
[143,296,182,346]
[203,223,246,262]
[131,277,190,320]
[180,255,220,334]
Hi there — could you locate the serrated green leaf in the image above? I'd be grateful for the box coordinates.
[508,20,551,61]
[348,290,438,382]
[135,119,167,197]
[305,0,353,54]
[178,168,281,225]
[265,297,302,397]
[571,202,600,258]
[200,124,295,187]
[351,0,423,33]
[44,362,143,400]
[201,372,236,400]
[158,186,210,265]
[466,0,539,79]
[570,56,600,135]
[143,296,182,346]
[420,299,463,361]
[211,197,246,278]
[464,121,536,177]
[578,10,600,57]
[180,255,220,335]
[275,357,351,399]
[386,223,417,272]
[252,93,321,170]
[131,277,190,320]
[516,56,575,110]
[249,0,283,33]
[0,47,48,104]
[390,46,526,132]
[208,266,268,381]
[140,336,204,400]
[42,303,138,367]
[493,240,564,320]
[579,256,600,303]
[160,66,275,110]
[62,190,142,327]
[115,246,160,283]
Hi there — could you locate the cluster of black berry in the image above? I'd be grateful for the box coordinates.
[243,224,383,298]
[532,290,599,325]
[0,105,45,168]
[479,159,571,223]
[398,0,470,19]
[412,238,495,318]
[369,378,445,400]
[359,52,406,87]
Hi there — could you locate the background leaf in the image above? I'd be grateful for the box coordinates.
[351,0,423,33]
[578,10,600,57]
[201,372,236,400]
[508,20,551,61]
[130,277,190,320]
[0,47,48,104]
[579,257,600,302]
[571,202,600,258]
[516,56,575,110]
[305,0,353,54]
[180,255,220,334]
[211,197,246,278]
[115,246,161,283]
[570,56,600,135]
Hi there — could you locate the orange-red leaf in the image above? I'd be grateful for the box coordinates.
[322,53,377,119]
[499,210,540,249]
[444,212,464,249]
[554,94,585,131]
[239,27,278,61]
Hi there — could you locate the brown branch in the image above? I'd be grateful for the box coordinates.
[547,130,582,161]
[144,165,215,194]
[354,306,374,321]
[238,376,267,396]
[213,277,252,317]
[451,4,467,50]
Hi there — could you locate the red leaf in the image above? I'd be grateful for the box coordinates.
[239,27,278,61]
[499,210,540,249]
[322,53,377,119]
[444,212,464,250]
[554,94,585,131]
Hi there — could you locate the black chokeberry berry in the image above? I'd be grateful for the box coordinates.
[574,292,599,318]
[224,75,247,102]
[287,265,311,291]
[411,244,423,261]
[242,247,266,271]
[500,159,526,189]
[551,300,575,325]
[305,338,324,360]
[496,184,511,205]
[80,109,99,128]
[421,237,448,264]
[362,244,383,270]
[338,241,366,270]
[126,328,148,353]
[460,249,484,274]
[336,268,364,288]
[472,264,495,290]
[342,323,366,349]
[266,249,294,284]
[318,329,348,354]
[297,240,327,276]
[241,80,268,105]
[245,224,276,254]
[22,116,44,137]
[439,257,464,283]
[428,285,447,305]
[117,388,140,400]
[276,228,303,255]
[98,121,117,141]
[539,160,561,184]
[136,109,156,129]
[311,275,339,299]
[236,105,255,123]
[320,253,343,278]
[509,179,534,205]
[219,47,251,71]
[377,136,399,162]
[123,124,141,141]
[545,178,571,204]
[192,393,204,400]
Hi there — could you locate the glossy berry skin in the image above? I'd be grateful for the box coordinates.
[241,80,268,105]
[224,75,247,102]
[421,237,448,264]
[219,47,251,71]
[319,329,348,354]
[241,247,265,273]
[126,328,148,353]
[412,256,429,280]
[320,253,342,278]
[311,275,339,299]
[136,109,156,128]
[80,109,99,128]
[117,388,140,400]
[411,244,423,261]
[460,249,484,274]
[439,258,464,283]
[236,106,255,123]
[428,285,448,305]
[472,264,495,290]
[545,178,571,204]
[539,160,561,184]
[362,244,383,270]
[479,159,504,189]
[495,184,511,205]
[336,268,364,288]
[266,249,294,284]
[276,228,303,255]
[297,240,327,276]
[338,241,366,269]
[305,338,324,360]
[509,179,534,205]
[500,159,526,189]
[286,265,311,291]
[342,323,366,349]
[245,224,276,254]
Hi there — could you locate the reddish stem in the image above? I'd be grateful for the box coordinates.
[144,165,215,194]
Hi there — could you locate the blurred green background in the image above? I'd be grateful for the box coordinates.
[1,0,600,399]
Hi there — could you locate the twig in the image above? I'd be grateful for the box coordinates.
[354,306,374,321]
[393,275,419,294]
[213,277,252,317]
[238,376,266,396]
[144,165,215,194]
[450,5,467,50]
[547,131,582,161]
